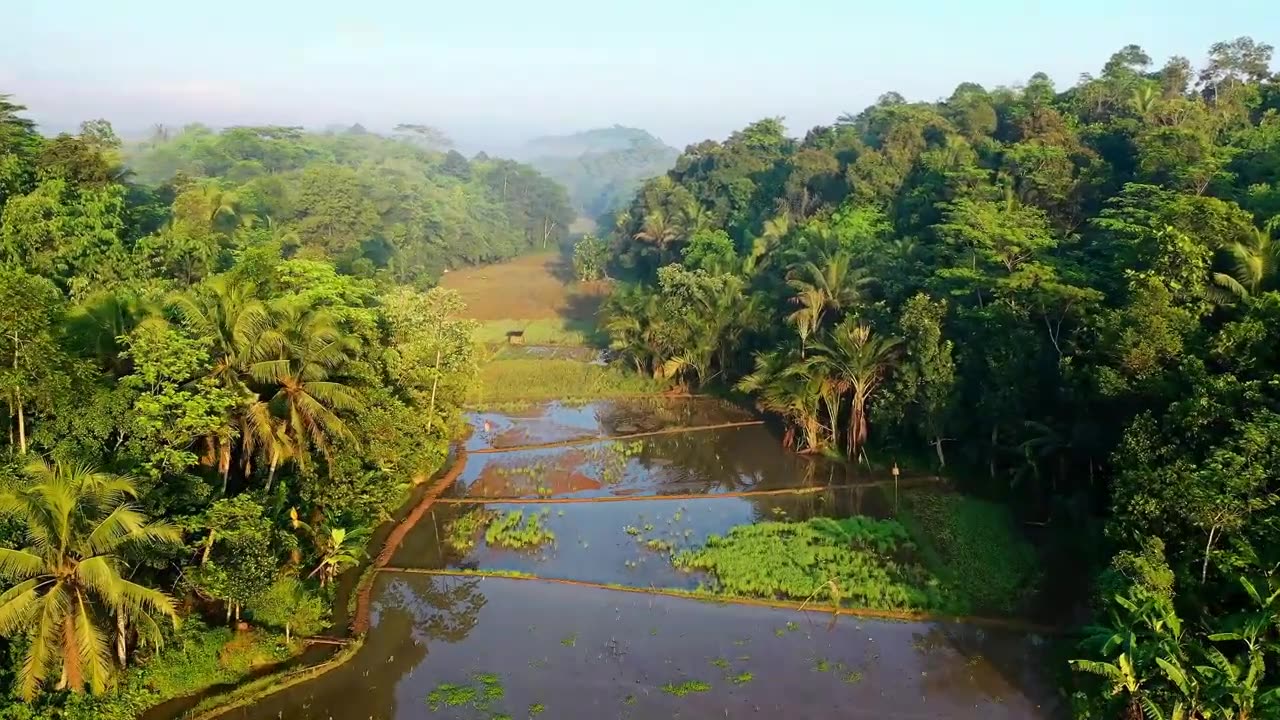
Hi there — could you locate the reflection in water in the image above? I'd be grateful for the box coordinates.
[220,401,1055,720]
[228,576,1058,720]
[457,425,898,500]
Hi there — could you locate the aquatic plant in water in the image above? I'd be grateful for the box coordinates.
[661,680,712,697]
[484,510,557,550]
[426,673,506,712]
[672,516,950,611]
[445,509,496,553]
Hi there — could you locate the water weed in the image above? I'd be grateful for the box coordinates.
[673,517,950,611]
[485,510,557,550]
[661,680,712,697]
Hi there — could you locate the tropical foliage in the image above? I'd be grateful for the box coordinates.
[0,96,487,713]
[595,38,1280,718]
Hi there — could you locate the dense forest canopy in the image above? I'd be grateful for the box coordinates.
[122,122,573,285]
[597,37,1280,719]
[521,126,679,221]
[0,96,508,717]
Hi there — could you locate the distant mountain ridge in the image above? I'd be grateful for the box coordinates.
[519,126,679,221]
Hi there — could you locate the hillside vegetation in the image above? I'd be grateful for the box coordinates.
[522,126,679,220]
[595,38,1280,719]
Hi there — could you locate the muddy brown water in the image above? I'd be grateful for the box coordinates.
[214,399,1061,720]
[222,575,1057,720]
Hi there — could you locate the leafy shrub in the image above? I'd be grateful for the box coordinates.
[899,490,1041,614]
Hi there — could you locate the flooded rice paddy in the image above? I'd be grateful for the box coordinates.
[228,398,1061,720]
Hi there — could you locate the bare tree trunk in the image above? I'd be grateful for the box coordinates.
[15,390,25,455]
[933,436,946,469]
[425,350,442,434]
[1201,525,1218,585]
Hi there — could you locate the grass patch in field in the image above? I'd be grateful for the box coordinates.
[672,516,950,612]
[468,358,665,405]
[484,509,556,550]
[661,680,712,697]
[897,489,1041,615]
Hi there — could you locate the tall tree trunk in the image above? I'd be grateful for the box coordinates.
[933,436,946,469]
[265,453,278,493]
[116,612,128,668]
[1201,525,1219,585]
[15,389,25,455]
[425,350,442,434]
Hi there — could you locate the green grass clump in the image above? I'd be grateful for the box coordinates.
[661,680,712,697]
[468,358,664,404]
[672,516,950,612]
[898,490,1041,614]
[427,673,507,713]
[485,510,556,550]
[731,672,754,685]
[445,509,496,553]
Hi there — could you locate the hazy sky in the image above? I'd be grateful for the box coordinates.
[4,0,1278,151]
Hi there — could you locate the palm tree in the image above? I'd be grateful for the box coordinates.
[738,351,825,452]
[1219,219,1280,296]
[0,460,179,699]
[169,277,274,491]
[786,251,874,347]
[634,210,681,263]
[811,321,901,460]
[240,399,295,493]
[250,304,362,468]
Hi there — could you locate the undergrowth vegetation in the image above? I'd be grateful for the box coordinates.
[4,623,290,720]
[672,516,949,611]
[898,490,1040,614]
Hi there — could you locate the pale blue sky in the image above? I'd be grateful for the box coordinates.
[3,0,1277,150]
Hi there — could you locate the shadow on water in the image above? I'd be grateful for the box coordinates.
[221,575,1062,720]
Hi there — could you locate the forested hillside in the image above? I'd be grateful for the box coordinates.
[0,99,499,717]
[596,38,1280,718]
[522,126,678,220]
[124,123,573,284]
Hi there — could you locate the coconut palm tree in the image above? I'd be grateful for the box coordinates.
[240,399,295,493]
[811,321,901,460]
[1219,219,1280,296]
[251,303,362,468]
[634,210,681,263]
[0,460,179,699]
